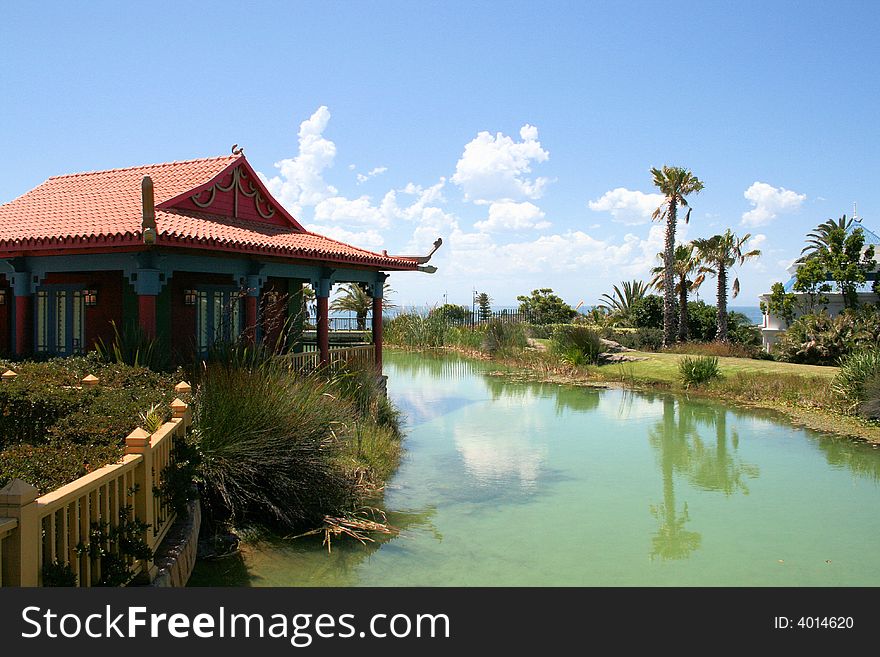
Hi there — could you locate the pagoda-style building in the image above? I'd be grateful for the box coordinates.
[0,153,434,368]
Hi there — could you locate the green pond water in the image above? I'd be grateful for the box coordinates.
[190,350,880,586]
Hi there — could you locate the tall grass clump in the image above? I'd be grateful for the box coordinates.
[550,325,602,365]
[678,355,721,388]
[482,320,528,355]
[383,312,447,348]
[832,348,880,415]
[445,326,485,351]
[193,365,356,530]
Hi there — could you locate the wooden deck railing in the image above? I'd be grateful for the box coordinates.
[0,384,192,587]
[289,344,376,373]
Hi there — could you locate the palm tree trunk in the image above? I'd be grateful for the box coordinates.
[716,264,728,341]
[677,277,689,341]
[357,310,367,331]
[663,200,678,346]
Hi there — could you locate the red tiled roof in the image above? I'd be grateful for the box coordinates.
[0,155,418,270]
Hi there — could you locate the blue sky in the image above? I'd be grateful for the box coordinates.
[2,0,878,308]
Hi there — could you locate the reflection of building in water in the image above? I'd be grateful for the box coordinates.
[648,397,759,561]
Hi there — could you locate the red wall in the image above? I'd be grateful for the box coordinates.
[169,271,237,359]
[41,271,123,351]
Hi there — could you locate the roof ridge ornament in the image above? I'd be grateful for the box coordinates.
[232,144,244,156]
[389,237,442,264]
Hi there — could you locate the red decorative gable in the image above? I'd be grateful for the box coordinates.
[158,158,303,230]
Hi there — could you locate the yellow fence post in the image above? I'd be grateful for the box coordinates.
[124,427,155,579]
[0,479,40,587]
[171,397,189,423]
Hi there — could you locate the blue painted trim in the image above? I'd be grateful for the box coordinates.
[2,252,390,297]
[132,269,163,296]
[316,277,332,298]
[11,272,31,297]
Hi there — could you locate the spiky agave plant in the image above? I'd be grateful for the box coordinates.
[599,280,651,323]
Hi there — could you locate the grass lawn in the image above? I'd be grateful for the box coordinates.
[518,339,880,442]
[605,350,837,384]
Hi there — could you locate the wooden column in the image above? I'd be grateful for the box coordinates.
[317,295,330,366]
[372,294,383,373]
[138,295,157,340]
[245,295,258,345]
[245,274,262,346]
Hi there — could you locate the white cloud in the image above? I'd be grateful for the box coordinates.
[444,223,672,287]
[408,206,459,253]
[303,223,385,250]
[356,166,388,184]
[587,187,666,225]
[451,124,550,203]
[312,195,388,228]
[473,201,550,232]
[741,182,806,226]
[381,179,447,223]
[262,106,338,217]
[748,233,767,249]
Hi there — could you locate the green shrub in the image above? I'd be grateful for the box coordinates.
[0,355,178,448]
[685,302,757,344]
[609,327,664,351]
[631,295,664,329]
[0,441,124,494]
[775,307,880,365]
[550,325,602,365]
[429,304,471,326]
[482,320,528,355]
[832,349,880,413]
[0,354,181,493]
[41,560,78,587]
[679,355,722,388]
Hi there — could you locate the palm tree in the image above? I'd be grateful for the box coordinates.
[797,214,854,262]
[692,229,761,341]
[330,282,395,330]
[650,243,704,341]
[599,280,650,321]
[651,166,705,346]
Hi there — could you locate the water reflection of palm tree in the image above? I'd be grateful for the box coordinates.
[648,397,759,561]
[649,397,702,560]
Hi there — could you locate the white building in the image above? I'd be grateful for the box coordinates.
[759,221,880,351]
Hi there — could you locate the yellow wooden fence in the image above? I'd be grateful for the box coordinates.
[0,384,192,587]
